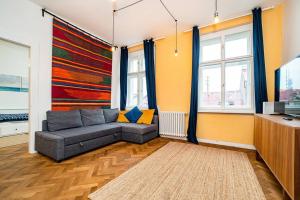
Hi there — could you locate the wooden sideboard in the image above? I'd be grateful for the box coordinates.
[254,114,300,200]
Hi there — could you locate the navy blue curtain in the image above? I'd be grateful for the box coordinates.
[274,69,280,101]
[120,46,128,110]
[187,26,199,144]
[144,39,158,114]
[253,8,268,113]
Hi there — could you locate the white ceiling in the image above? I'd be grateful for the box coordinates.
[30,0,283,46]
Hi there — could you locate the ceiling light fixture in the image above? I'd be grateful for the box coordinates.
[174,20,178,56]
[214,0,220,24]
[111,0,178,56]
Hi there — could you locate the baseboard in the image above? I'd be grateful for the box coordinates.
[197,138,256,150]
[160,135,187,141]
[29,150,37,154]
[160,135,256,150]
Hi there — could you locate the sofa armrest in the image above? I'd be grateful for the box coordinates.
[35,131,65,162]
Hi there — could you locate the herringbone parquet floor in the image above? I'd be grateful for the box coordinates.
[0,137,283,200]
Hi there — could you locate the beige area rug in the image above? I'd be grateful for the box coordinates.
[89,142,265,200]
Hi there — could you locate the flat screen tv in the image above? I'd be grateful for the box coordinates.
[275,56,300,117]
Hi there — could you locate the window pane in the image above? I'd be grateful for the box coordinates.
[225,61,251,108]
[199,64,222,107]
[141,76,148,108]
[128,58,139,73]
[127,76,138,107]
[225,31,250,59]
[139,57,145,72]
[201,38,221,62]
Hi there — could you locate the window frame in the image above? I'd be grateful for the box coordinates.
[198,24,255,114]
[127,50,147,109]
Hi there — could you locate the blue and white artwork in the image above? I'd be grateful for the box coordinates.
[0,74,28,92]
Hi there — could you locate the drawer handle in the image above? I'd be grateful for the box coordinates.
[79,142,84,147]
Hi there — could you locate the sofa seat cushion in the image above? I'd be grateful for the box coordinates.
[50,124,122,145]
[110,123,157,135]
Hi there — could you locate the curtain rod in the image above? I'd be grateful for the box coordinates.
[42,8,112,46]
[128,37,166,48]
[183,6,275,33]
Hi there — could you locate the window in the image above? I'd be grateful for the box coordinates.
[199,25,254,113]
[127,50,148,108]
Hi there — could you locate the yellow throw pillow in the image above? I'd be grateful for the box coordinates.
[117,110,129,123]
[137,109,155,125]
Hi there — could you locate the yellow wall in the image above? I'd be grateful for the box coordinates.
[128,44,143,53]
[130,5,283,145]
[263,6,283,101]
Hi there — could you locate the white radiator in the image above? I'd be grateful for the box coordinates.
[159,111,186,138]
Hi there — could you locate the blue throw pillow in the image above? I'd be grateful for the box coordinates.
[125,106,143,123]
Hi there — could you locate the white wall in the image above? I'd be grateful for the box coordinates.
[283,0,300,63]
[111,48,120,109]
[0,39,29,76]
[0,0,115,153]
[0,92,29,111]
[0,0,52,153]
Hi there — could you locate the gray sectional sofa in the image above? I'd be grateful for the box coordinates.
[35,109,158,162]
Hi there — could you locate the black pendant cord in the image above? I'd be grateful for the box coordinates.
[114,0,145,12]
[159,0,178,53]
[159,0,177,22]
[42,8,112,47]
[42,0,178,50]
[112,0,146,50]
[112,9,116,49]
[175,20,178,52]
[113,0,178,53]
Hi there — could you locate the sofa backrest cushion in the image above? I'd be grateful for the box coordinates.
[46,110,83,132]
[80,109,105,126]
[103,108,119,123]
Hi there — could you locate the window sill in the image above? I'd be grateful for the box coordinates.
[198,109,254,115]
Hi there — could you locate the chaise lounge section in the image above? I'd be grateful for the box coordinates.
[35,109,158,162]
